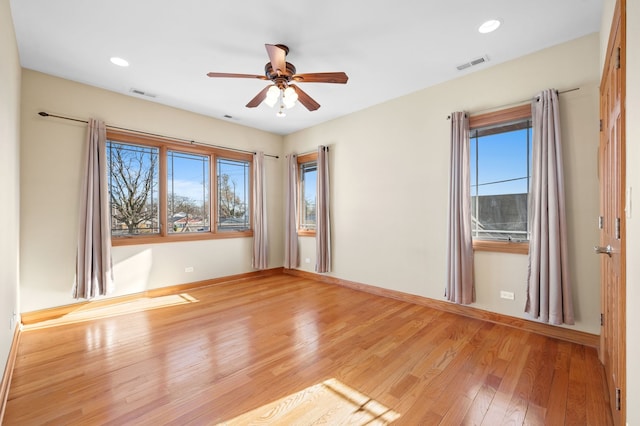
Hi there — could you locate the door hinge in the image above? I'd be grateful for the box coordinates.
[600,119,603,132]
[616,217,621,240]
[616,47,621,69]
[598,215,604,229]
[616,388,621,410]
[600,313,604,326]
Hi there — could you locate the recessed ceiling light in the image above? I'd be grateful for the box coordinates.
[110,57,129,67]
[478,19,501,34]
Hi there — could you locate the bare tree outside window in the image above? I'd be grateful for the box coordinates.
[107,135,253,243]
[218,173,246,218]
[168,195,207,232]
[217,158,249,231]
[107,142,159,235]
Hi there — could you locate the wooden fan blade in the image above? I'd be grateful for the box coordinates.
[265,44,287,76]
[292,72,348,84]
[290,85,320,111]
[207,72,267,80]
[246,85,273,108]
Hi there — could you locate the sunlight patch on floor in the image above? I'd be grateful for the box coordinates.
[23,293,199,329]
[218,378,401,425]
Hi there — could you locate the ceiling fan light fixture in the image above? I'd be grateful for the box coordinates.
[264,85,280,107]
[264,96,278,108]
[276,107,286,118]
[283,87,298,109]
[478,19,501,34]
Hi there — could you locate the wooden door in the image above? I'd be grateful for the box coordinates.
[598,0,626,424]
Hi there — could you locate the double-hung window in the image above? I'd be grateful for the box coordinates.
[216,158,250,232]
[469,104,532,254]
[167,150,210,234]
[297,152,318,235]
[107,131,252,245]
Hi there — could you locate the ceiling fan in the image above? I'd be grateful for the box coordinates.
[207,44,348,115]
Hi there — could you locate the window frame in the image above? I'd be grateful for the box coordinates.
[469,104,531,255]
[296,152,318,237]
[107,130,253,246]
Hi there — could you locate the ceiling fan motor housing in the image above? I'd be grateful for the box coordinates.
[264,62,297,87]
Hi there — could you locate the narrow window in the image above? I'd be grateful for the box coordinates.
[296,152,318,235]
[469,104,532,254]
[300,161,317,231]
[217,157,250,232]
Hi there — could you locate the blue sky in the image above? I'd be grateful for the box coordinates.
[302,167,317,204]
[470,128,532,196]
[168,151,209,203]
[167,153,249,205]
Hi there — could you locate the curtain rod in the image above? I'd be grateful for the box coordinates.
[446,87,580,120]
[292,146,329,157]
[37,111,280,159]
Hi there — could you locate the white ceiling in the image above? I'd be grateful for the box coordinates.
[10,0,602,135]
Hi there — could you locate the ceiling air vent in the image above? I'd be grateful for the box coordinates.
[129,88,157,98]
[456,55,490,71]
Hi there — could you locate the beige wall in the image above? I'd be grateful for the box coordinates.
[0,0,21,383]
[285,33,602,335]
[601,0,617,68]
[20,70,284,312]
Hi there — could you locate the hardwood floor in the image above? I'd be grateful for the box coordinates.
[4,274,612,425]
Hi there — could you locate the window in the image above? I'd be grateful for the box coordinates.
[168,150,210,233]
[106,130,252,245]
[469,104,531,254]
[297,152,317,235]
[217,158,250,232]
[108,141,160,235]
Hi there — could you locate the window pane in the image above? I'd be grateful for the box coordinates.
[168,150,210,234]
[470,122,532,241]
[107,141,159,236]
[217,158,250,232]
[300,162,317,230]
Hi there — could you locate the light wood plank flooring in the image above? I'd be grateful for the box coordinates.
[4,274,612,425]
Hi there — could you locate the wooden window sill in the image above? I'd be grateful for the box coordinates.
[297,230,316,237]
[112,230,253,246]
[473,240,529,255]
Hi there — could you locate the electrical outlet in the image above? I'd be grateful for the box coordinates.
[500,291,515,300]
[185,266,194,273]
[305,258,311,264]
